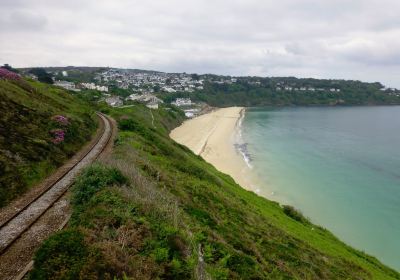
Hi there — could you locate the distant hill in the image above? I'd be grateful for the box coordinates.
[163,76,400,106]
[0,75,97,207]
[15,66,400,106]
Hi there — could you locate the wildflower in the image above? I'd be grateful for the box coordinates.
[52,115,69,126]
[0,68,21,81]
[50,129,65,144]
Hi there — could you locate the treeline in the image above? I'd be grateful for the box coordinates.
[161,76,400,107]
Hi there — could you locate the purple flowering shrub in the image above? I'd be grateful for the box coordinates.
[49,115,69,144]
[0,68,21,80]
[52,115,69,126]
[0,67,36,93]
[50,129,65,144]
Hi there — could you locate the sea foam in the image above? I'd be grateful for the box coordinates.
[234,109,253,169]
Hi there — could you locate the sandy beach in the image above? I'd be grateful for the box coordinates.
[170,107,254,190]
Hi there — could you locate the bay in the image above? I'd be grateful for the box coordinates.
[241,106,400,270]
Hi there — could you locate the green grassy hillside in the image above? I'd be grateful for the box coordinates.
[0,78,97,207]
[30,104,399,279]
[161,77,400,107]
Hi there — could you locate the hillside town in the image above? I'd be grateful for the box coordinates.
[96,69,204,93]
[21,66,400,112]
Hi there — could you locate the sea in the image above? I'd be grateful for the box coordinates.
[238,106,400,270]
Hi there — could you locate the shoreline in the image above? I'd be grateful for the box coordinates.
[170,107,256,191]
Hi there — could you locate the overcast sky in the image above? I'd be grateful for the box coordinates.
[1,0,400,87]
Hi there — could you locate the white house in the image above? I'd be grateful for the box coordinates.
[172,98,192,107]
[184,108,200,118]
[146,102,159,109]
[54,80,79,91]
[126,93,163,108]
[163,87,176,93]
[105,96,123,107]
[81,82,109,92]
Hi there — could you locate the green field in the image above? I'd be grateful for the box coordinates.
[30,103,400,279]
[0,79,97,207]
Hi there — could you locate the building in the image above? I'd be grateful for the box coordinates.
[105,96,123,107]
[183,108,200,118]
[172,98,192,107]
[126,94,141,101]
[54,80,79,91]
[126,93,163,108]
[81,82,109,92]
[163,87,176,93]
[146,102,159,109]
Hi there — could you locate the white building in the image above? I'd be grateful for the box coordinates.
[126,94,141,101]
[172,98,192,107]
[81,82,109,92]
[163,87,176,93]
[126,93,163,108]
[146,102,159,109]
[105,96,123,107]
[54,80,79,91]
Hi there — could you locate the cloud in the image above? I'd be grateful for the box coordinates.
[0,11,47,32]
[1,0,400,87]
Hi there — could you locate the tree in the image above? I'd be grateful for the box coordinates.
[153,85,161,92]
[1,64,19,73]
[29,68,54,84]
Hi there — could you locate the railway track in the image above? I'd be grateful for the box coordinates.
[0,112,113,257]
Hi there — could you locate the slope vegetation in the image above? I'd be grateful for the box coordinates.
[0,78,97,207]
[31,104,399,279]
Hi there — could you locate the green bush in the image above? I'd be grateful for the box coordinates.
[186,207,216,227]
[226,253,260,278]
[118,118,146,134]
[153,247,169,263]
[30,229,89,280]
[71,164,126,206]
[283,205,309,224]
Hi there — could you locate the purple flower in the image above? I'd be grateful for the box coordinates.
[50,129,65,144]
[0,68,21,81]
[52,115,69,126]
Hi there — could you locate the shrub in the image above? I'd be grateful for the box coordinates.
[29,68,53,84]
[50,129,65,144]
[226,253,259,277]
[118,118,145,133]
[153,247,170,263]
[71,164,127,207]
[52,115,69,126]
[0,67,21,80]
[283,205,309,224]
[185,207,216,227]
[30,229,89,280]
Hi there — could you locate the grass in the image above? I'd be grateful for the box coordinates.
[31,103,400,279]
[0,79,97,207]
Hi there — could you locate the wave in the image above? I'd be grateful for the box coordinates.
[234,109,253,169]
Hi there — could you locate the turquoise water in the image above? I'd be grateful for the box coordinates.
[241,106,400,270]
